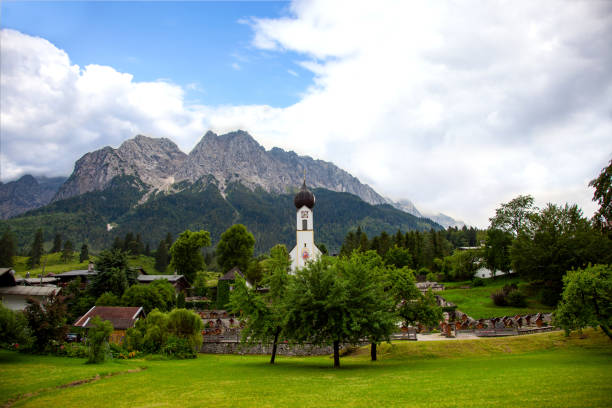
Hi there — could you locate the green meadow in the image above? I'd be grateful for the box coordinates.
[12,253,159,277]
[1,330,610,408]
[440,277,554,319]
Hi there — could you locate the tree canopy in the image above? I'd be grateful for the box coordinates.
[169,230,211,282]
[489,195,537,237]
[555,264,612,340]
[589,158,612,232]
[216,224,255,273]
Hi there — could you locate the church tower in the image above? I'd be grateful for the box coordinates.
[289,179,321,271]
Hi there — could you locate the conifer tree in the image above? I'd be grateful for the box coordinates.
[27,229,44,268]
[61,240,74,263]
[79,243,90,263]
[51,234,62,253]
[0,229,17,267]
[154,240,169,273]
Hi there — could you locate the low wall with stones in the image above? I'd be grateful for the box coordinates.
[200,341,351,356]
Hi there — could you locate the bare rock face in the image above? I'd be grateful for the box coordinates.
[175,130,389,205]
[53,130,389,206]
[53,135,186,201]
[0,175,66,219]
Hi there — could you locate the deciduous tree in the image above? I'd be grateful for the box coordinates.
[216,224,255,273]
[589,159,612,232]
[169,230,211,282]
[489,195,537,237]
[230,244,291,364]
[555,264,612,340]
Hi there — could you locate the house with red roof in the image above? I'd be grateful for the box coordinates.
[74,306,145,344]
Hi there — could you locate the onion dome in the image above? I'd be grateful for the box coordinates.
[294,180,315,209]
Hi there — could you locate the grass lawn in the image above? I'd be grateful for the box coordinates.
[12,253,158,277]
[440,276,554,319]
[1,330,610,407]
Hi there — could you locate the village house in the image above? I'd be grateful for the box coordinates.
[74,306,145,345]
[137,274,190,293]
[0,268,61,311]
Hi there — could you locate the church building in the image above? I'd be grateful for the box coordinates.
[289,180,322,271]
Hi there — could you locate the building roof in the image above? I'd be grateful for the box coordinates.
[219,267,244,281]
[74,306,144,330]
[137,274,186,283]
[294,180,315,209]
[50,270,98,278]
[0,285,60,297]
[16,277,59,285]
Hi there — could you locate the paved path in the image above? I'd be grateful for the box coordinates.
[416,329,560,341]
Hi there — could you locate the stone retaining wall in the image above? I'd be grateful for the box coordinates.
[200,341,341,356]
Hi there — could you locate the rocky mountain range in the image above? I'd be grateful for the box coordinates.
[0,175,66,219]
[53,130,388,206]
[1,130,463,228]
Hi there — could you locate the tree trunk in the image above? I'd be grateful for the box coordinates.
[333,340,340,368]
[270,326,281,364]
[600,323,612,341]
[371,342,377,361]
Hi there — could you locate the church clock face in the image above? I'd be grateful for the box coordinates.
[301,210,309,219]
[301,248,310,260]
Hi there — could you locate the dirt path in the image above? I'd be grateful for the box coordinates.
[3,367,147,408]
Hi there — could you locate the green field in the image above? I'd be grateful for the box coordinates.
[12,253,159,277]
[1,330,610,407]
[440,276,554,319]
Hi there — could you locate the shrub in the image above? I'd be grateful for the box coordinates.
[0,303,32,349]
[162,336,196,359]
[125,327,143,352]
[540,287,560,306]
[176,292,186,308]
[63,342,88,358]
[472,277,485,287]
[96,292,122,306]
[502,283,518,295]
[506,290,527,307]
[491,290,508,306]
[23,293,68,352]
[166,308,203,352]
[86,316,113,363]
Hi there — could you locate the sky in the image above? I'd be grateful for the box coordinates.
[1,0,611,227]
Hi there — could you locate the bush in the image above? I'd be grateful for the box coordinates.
[166,308,203,352]
[161,336,196,359]
[540,287,560,306]
[125,327,143,352]
[506,290,527,307]
[0,303,32,349]
[63,342,88,358]
[86,316,113,364]
[491,290,508,306]
[472,277,485,287]
[502,283,518,294]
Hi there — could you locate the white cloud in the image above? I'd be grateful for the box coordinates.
[2,0,612,227]
[0,29,208,181]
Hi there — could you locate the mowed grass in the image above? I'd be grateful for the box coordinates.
[1,330,610,408]
[440,276,553,319]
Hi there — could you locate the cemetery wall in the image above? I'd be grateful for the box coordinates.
[200,341,342,356]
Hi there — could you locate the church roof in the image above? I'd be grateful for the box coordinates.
[294,180,315,209]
